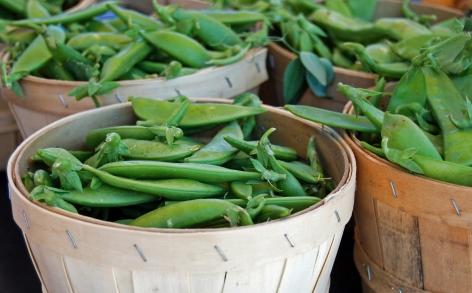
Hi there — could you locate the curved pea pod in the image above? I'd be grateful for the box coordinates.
[309,8,389,43]
[120,138,200,161]
[224,136,298,161]
[174,10,242,49]
[101,160,260,183]
[130,199,253,228]
[365,42,401,64]
[26,0,50,19]
[285,104,378,133]
[106,3,163,31]
[374,18,431,41]
[40,60,74,81]
[230,181,253,200]
[255,205,291,222]
[185,121,242,165]
[387,66,427,112]
[391,35,438,61]
[67,33,133,51]
[131,97,266,128]
[431,18,465,36]
[82,165,226,200]
[202,10,266,26]
[49,43,96,81]
[100,39,152,82]
[86,126,157,148]
[340,42,409,78]
[0,0,27,15]
[412,155,472,187]
[423,67,472,165]
[35,147,82,166]
[279,160,321,184]
[227,196,321,212]
[268,156,307,197]
[9,35,52,83]
[56,185,158,207]
[206,44,250,66]
[118,67,148,81]
[33,169,53,187]
[142,31,211,68]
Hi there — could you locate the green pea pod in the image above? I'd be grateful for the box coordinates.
[33,169,53,187]
[131,97,266,128]
[423,67,472,165]
[279,160,322,184]
[142,30,211,68]
[360,141,385,157]
[56,185,158,207]
[26,0,50,19]
[100,39,152,82]
[118,67,148,81]
[224,136,298,161]
[35,147,82,166]
[67,33,132,51]
[391,35,437,62]
[230,181,253,200]
[82,165,225,200]
[206,44,250,66]
[106,3,163,31]
[185,121,242,165]
[347,0,377,21]
[221,196,321,212]
[365,42,401,64]
[387,66,427,112]
[130,199,253,228]
[309,8,389,43]
[48,43,95,81]
[285,104,378,133]
[201,10,266,26]
[325,0,352,17]
[22,172,35,192]
[31,187,78,214]
[101,160,260,183]
[12,1,112,25]
[412,154,472,187]
[332,47,354,68]
[9,35,52,84]
[137,61,167,74]
[255,205,291,222]
[120,138,199,161]
[307,136,325,180]
[374,18,431,41]
[431,18,465,36]
[40,60,74,81]
[69,150,94,162]
[0,0,26,15]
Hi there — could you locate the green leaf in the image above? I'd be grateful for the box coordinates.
[320,58,334,84]
[300,52,327,86]
[283,57,306,104]
[306,71,327,97]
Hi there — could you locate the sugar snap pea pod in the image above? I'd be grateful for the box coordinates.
[130,199,253,228]
[35,147,82,166]
[40,60,74,81]
[22,172,35,192]
[67,33,132,51]
[387,66,427,112]
[12,2,112,25]
[8,35,52,84]
[365,42,401,64]
[223,136,298,161]
[82,165,225,200]
[100,39,152,82]
[391,35,437,62]
[423,67,472,165]
[119,139,201,161]
[131,97,266,128]
[106,3,163,31]
[48,43,96,81]
[206,44,250,66]
[185,121,242,165]
[0,0,26,15]
[55,185,158,208]
[100,160,260,183]
[340,43,409,78]
[412,154,472,187]
[85,132,128,168]
[255,205,291,222]
[33,169,53,187]
[141,30,211,69]
[279,160,321,184]
[230,181,253,200]
[26,0,50,19]
[201,10,266,25]
[360,141,385,157]
[401,0,436,25]
[309,8,389,43]
[30,186,78,213]
[226,196,321,212]
[325,0,352,17]
[307,136,325,180]
[285,105,378,133]
[118,67,148,81]
[374,18,431,41]
[431,18,465,36]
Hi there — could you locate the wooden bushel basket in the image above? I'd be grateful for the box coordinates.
[266,0,462,110]
[8,99,355,293]
[0,98,20,170]
[342,102,472,293]
[1,48,268,138]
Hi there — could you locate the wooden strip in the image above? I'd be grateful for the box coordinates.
[419,217,471,292]
[375,201,423,287]
[277,248,321,293]
[222,261,284,292]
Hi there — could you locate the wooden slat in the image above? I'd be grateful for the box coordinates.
[419,217,471,293]
[222,261,284,292]
[277,248,321,293]
[63,257,120,293]
[376,201,423,287]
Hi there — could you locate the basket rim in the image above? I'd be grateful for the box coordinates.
[8,99,357,235]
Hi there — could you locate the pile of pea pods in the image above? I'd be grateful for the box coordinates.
[210,0,468,102]
[0,0,79,21]
[286,31,472,187]
[22,94,332,229]
[0,0,267,105]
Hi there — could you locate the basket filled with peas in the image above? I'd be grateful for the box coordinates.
[8,95,355,293]
[0,1,269,138]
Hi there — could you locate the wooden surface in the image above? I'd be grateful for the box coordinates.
[1,48,268,138]
[344,99,472,292]
[264,0,462,108]
[8,100,356,293]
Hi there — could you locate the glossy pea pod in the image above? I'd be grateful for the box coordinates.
[26,0,50,19]
[230,181,253,200]
[48,43,96,81]
[374,18,431,41]
[226,196,321,212]
[130,199,253,228]
[81,165,226,200]
[255,205,292,222]
[100,160,260,183]
[67,33,133,51]
[106,3,163,31]
[224,136,298,161]
[120,138,202,161]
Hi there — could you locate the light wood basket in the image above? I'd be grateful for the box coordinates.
[7,99,355,293]
[342,101,472,293]
[1,48,268,138]
[266,0,463,109]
